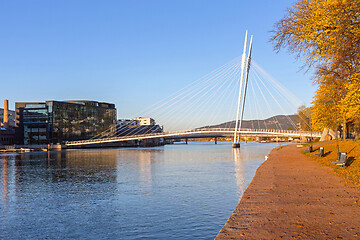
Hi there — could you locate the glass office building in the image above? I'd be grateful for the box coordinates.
[15,101,116,144]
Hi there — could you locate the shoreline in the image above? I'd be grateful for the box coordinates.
[216,144,360,239]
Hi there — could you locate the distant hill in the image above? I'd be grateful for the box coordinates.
[202,114,299,130]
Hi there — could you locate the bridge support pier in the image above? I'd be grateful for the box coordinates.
[215,137,217,144]
[232,143,240,148]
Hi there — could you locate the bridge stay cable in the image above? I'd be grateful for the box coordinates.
[105,58,242,139]
[143,61,239,126]
[98,59,241,140]
[251,62,312,130]
[207,62,242,129]
[251,68,298,130]
[252,71,283,130]
[184,62,241,130]
[141,56,242,118]
[249,79,268,130]
[161,61,241,131]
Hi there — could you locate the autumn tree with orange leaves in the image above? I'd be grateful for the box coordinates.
[271,0,360,139]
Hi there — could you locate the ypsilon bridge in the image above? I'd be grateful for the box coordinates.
[66,128,320,147]
[65,31,317,148]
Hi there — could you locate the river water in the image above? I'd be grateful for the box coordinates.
[1,142,278,239]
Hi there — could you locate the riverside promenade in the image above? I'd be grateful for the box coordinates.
[216,144,360,239]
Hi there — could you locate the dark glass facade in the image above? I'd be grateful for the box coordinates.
[16,101,116,144]
[23,104,48,144]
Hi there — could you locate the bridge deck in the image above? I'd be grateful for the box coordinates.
[65,128,321,146]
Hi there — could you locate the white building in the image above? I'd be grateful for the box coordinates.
[133,117,155,126]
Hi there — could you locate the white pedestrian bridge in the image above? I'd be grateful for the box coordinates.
[65,128,322,147]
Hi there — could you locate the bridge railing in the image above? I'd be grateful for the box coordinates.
[195,128,319,135]
[65,128,322,145]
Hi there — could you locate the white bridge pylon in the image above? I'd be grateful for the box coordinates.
[233,31,253,148]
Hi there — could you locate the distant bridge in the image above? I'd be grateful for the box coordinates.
[65,128,321,147]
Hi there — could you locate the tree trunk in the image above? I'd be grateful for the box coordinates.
[355,121,360,141]
[343,122,347,141]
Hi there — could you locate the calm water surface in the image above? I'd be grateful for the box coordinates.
[1,142,279,239]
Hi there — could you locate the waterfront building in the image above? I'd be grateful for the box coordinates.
[15,100,116,144]
[115,118,163,146]
[133,117,155,126]
[117,124,163,136]
[117,118,162,136]
[0,100,15,145]
[0,128,15,145]
[116,123,164,147]
[0,109,15,128]
[117,119,139,128]
[0,100,15,128]
[116,117,162,139]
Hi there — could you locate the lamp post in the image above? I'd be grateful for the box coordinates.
[306,117,313,152]
[327,100,340,160]
[310,116,313,149]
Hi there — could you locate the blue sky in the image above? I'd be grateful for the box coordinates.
[0,0,315,125]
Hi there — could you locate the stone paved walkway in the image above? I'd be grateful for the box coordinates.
[216,144,360,239]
